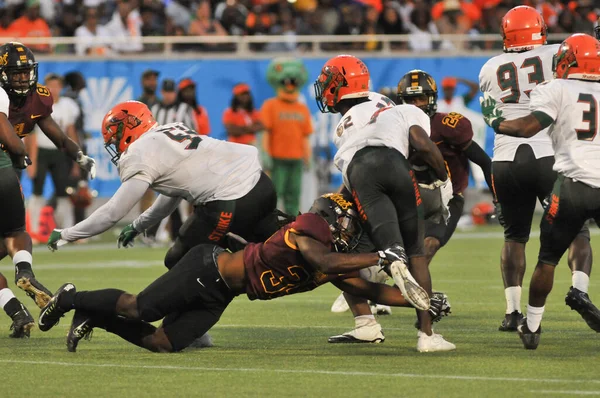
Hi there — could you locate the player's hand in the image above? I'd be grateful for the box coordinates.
[76,151,96,180]
[491,199,505,227]
[47,229,68,252]
[11,154,32,170]
[479,93,504,130]
[118,224,139,248]
[377,245,408,275]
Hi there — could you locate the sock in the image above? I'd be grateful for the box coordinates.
[526,305,545,332]
[505,286,521,314]
[13,250,33,275]
[0,288,20,317]
[55,197,75,228]
[67,289,125,314]
[355,314,376,328]
[95,314,158,350]
[572,271,590,294]
[27,195,44,235]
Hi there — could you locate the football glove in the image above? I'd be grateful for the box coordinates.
[479,93,505,131]
[118,224,139,248]
[47,229,68,252]
[76,151,96,180]
[11,154,31,169]
[377,245,408,275]
[491,199,505,227]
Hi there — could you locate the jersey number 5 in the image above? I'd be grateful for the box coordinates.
[496,57,544,103]
[576,93,599,141]
[161,127,202,150]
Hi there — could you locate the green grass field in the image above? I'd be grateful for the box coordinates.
[2,224,600,397]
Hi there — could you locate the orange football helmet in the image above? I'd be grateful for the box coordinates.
[314,55,370,113]
[553,33,600,81]
[501,6,546,52]
[102,101,157,165]
[471,202,495,226]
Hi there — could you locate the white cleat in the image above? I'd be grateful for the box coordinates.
[388,260,430,311]
[416,330,456,352]
[331,292,350,313]
[370,303,392,315]
[328,323,385,344]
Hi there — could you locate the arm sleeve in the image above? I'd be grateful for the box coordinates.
[464,141,493,191]
[132,194,183,232]
[529,81,559,122]
[60,178,151,241]
[403,105,431,136]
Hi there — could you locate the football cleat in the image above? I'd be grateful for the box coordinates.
[416,330,456,352]
[517,317,541,350]
[186,333,214,349]
[15,273,52,309]
[370,302,392,315]
[565,286,600,332]
[38,283,76,332]
[328,322,385,344]
[8,304,35,338]
[67,310,94,353]
[331,292,350,313]
[499,310,524,332]
[388,260,430,311]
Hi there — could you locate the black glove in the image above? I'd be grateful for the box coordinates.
[377,245,408,276]
[491,199,505,227]
[11,154,31,169]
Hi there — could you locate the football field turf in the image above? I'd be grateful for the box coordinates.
[2,224,600,397]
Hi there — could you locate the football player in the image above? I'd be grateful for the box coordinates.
[481,33,600,349]
[47,101,280,272]
[314,55,455,352]
[398,70,492,264]
[0,42,95,310]
[478,6,593,332]
[38,195,439,353]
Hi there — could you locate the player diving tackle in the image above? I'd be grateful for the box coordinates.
[38,193,449,353]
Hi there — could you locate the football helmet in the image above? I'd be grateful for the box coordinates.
[309,192,363,253]
[314,55,370,113]
[501,6,547,53]
[471,202,495,225]
[0,42,38,97]
[397,69,438,117]
[102,101,157,165]
[553,33,600,81]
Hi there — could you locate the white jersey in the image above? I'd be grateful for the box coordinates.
[333,92,430,189]
[479,44,558,161]
[118,122,262,204]
[530,79,600,188]
[0,86,9,116]
[36,97,80,149]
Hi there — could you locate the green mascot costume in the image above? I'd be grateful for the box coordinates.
[259,58,313,215]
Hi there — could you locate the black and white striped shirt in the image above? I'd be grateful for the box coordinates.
[151,101,198,132]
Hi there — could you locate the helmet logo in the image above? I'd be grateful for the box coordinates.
[0,53,8,66]
[427,76,437,91]
[106,110,142,138]
[323,193,353,210]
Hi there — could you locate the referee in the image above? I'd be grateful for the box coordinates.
[149,79,198,242]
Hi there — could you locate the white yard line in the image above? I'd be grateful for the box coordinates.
[0,260,163,272]
[530,390,600,396]
[1,359,599,385]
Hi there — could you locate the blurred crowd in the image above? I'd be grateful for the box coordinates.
[0,0,597,54]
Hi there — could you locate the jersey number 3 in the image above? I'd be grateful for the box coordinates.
[496,57,544,103]
[576,93,599,141]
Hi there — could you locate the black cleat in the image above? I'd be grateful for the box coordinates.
[8,304,35,338]
[499,310,523,332]
[66,310,94,353]
[15,272,52,309]
[517,317,541,350]
[565,287,600,332]
[38,283,76,332]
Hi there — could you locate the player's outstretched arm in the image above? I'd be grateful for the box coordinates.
[294,234,381,274]
[132,195,182,233]
[463,140,493,191]
[408,125,448,181]
[496,112,552,138]
[48,179,151,250]
[332,277,411,307]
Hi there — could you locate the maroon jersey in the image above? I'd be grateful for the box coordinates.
[243,212,338,301]
[430,112,473,195]
[8,84,53,138]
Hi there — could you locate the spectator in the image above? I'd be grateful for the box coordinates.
[188,0,228,50]
[433,0,479,50]
[406,5,440,51]
[26,73,79,240]
[165,0,193,32]
[316,0,340,35]
[436,76,480,113]
[334,4,365,50]
[140,4,167,52]
[265,6,298,52]
[105,0,143,53]
[363,6,383,51]
[0,7,16,37]
[9,0,52,53]
[137,69,160,108]
[218,3,248,35]
[177,78,210,135]
[222,83,263,145]
[151,79,198,132]
[297,11,326,51]
[380,3,405,34]
[74,6,112,56]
